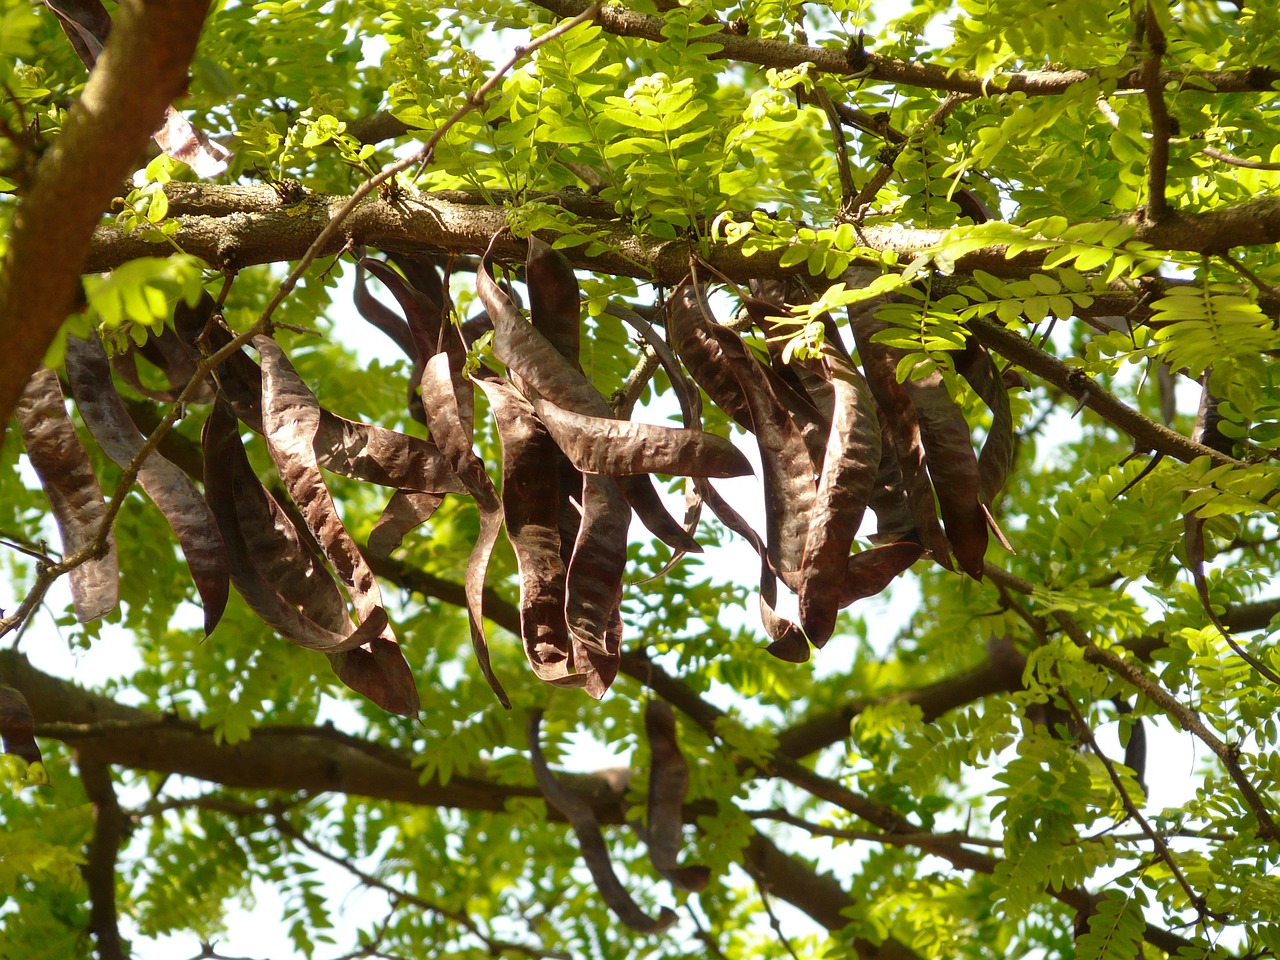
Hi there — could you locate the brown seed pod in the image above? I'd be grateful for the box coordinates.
[420,353,509,707]
[644,700,711,892]
[797,357,882,646]
[65,333,229,636]
[477,253,699,554]
[475,378,574,685]
[14,369,119,622]
[528,710,677,933]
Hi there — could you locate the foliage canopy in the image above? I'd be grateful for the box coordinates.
[4,0,1280,958]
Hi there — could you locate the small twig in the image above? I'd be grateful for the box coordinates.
[1140,2,1171,220]
[1200,146,1280,171]
[810,85,857,214]
[752,874,803,960]
[0,533,54,563]
[1218,252,1280,302]
[984,562,1280,844]
[748,807,1005,848]
[686,905,732,960]
[1058,691,1214,921]
[273,813,568,960]
[850,92,972,215]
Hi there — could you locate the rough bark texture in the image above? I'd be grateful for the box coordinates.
[0,0,213,435]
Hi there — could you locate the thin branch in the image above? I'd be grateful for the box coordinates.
[753,872,804,960]
[1058,691,1211,920]
[748,808,1005,848]
[1141,2,1171,221]
[966,315,1243,469]
[984,563,1280,844]
[850,92,972,215]
[529,0,1279,98]
[272,813,569,960]
[78,757,128,960]
[1201,146,1280,171]
[810,85,858,213]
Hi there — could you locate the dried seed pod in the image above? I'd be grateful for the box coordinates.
[526,236,582,372]
[849,300,953,570]
[475,379,574,684]
[896,363,987,578]
[14,369,119,622]
[478,254,699,553]
[530,396,751,478]
[695,478,808,662]
[175,297,461,494]
[367,490,444,558]
[203,401,386,653]
[353,257,418,361]
[203,399,417,714]
[255,337,420,714]
[65,333,229,636]
[0,682,42,768]
[954,340,1014,508]
[644,700,711,892]
[528,710,677,933]
[420,353,510,707]
[668,282,814,589]
[797,358,882,646]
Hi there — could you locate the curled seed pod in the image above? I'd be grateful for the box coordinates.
[668,282,814,589]
[527,236,582,372]
[65,333,229,636]
[644,700,711,892]
[849,299,952,570]
[203,400,416,714]
[367,490,444,558]
[420,353,510,707]
[900,365,987,580]
[202,400,389,654]
[837,541,924,607]
[694,478,808,662]
[255,337,419,715]
[353,257,417,360]
[564,474,629,662]
[528,710,677,934]
[955,340,1014,507]
[14,369,119,622]
[174,297,460,494]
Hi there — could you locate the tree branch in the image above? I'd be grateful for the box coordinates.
[78,757,128,960]
[83,183,1280,286]
[529,0,1279,97]
[984,563,1280,844]
[1141,2,1171,221]
[0,0,213,436]
[966,315,1243,469]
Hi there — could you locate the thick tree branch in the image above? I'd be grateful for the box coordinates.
[0,648,879,941]
[0,0,213,436]
[84,184,1280,286]
[531,0,1280,97]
